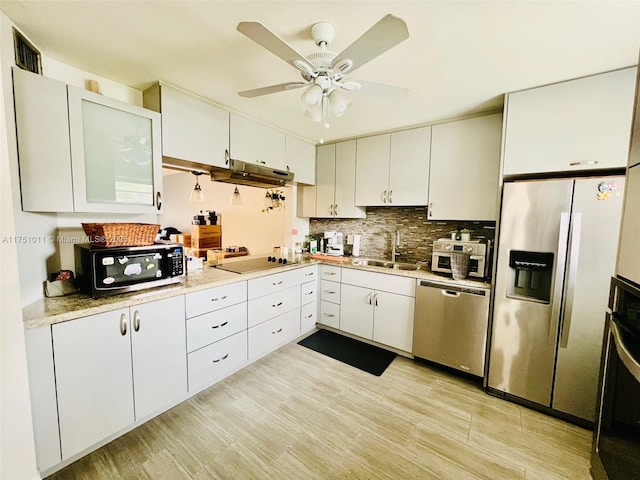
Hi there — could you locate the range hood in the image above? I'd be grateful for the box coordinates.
[162,155,294,188]
[211,159,294,188]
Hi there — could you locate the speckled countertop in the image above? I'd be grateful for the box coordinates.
[22,258,491,329]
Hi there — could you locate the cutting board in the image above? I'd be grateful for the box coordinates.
[309,254,351,263]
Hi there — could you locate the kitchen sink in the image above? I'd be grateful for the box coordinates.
[351,258,419,271]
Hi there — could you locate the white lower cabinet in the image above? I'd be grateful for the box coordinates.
[52,296,186,461]
[339,269,415,352]
[187,330,248,392]
[301,301,318,332]
[319,301,341,329]
[248,286,301,327]
[186,302,248,353]
[248,308,300,360]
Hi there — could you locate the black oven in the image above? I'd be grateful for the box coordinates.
[592,276,640,479]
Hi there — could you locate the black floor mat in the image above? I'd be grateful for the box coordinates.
[298,329,396,376]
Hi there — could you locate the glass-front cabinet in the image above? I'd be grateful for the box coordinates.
[12,67,162,214]
[68,87,162,213]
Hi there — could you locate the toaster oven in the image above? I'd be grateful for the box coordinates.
[75,242,185,298]
[431,238,491,279]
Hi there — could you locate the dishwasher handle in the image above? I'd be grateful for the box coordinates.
[418,280,488,297]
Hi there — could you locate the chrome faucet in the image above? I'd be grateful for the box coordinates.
[392,230,401,261]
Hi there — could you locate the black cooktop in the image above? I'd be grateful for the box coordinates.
[214,256,294,274]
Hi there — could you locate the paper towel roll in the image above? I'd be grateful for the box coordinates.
[352,234,361,257]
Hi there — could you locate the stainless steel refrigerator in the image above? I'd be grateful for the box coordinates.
[488,176,625,422]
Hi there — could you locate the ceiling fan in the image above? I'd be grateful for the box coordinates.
[236,14,410,141]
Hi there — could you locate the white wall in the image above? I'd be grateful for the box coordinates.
[0,12,40,480]
[162,171,288,255]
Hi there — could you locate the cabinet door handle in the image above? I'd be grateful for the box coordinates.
[367,292,373,305]
[569,160,598,167]
[272,327,283,334]
[211,321,228,329]
[428,202,433,218]
[133,310,140,332]
[257,160,266,165]
[374,293,379,307]
[333,204,338,216]
[211,295,228,302]
[272,280,284,286]
[389,190,393,204]
[212,353,229,363]
[272,301,283,307]
[225,149,230,165]
[119,313,128,336]
[156,192,162,211]
[382,190,388,203]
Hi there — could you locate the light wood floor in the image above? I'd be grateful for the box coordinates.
[47,335,593,480]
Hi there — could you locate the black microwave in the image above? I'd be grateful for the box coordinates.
[75,243,185,298]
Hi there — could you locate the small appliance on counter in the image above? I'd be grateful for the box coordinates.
[74,243,185,298]
[323,231,344,256]
[431,238,491,279]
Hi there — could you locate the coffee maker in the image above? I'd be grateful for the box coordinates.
[324,231,344,256]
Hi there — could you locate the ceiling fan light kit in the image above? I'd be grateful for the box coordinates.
[236,14,410,141]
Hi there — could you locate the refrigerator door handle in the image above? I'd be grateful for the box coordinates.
[549,211,571,345]
[559,212,582,348]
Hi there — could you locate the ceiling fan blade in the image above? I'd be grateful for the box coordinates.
[237,22,312,71]
[349,79,409,102]
[238,82,307,98]
[332,14,409,73]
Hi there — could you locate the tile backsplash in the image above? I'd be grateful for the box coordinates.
[309,206,496,264]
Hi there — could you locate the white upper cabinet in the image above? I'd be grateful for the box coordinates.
[312,141,365,218]
[428,114,502,221]
[229,112,286,170]
[355,134,391,205]
[143,83,229,169]
[286,135,316,185]
[356,127,431,206]
[503,67,637,176]
[13,68,163,214]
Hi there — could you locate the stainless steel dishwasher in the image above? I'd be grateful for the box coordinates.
[413,279,490,377]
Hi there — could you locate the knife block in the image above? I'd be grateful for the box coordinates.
[191,225,222,257]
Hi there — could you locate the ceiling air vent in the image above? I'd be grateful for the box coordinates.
[13,28,41,75]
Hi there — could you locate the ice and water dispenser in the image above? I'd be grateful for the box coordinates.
[506,250,555,303]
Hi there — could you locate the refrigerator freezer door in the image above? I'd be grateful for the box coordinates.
[617,165,640,285]
[552,177,625,421]
[488,179,573,406]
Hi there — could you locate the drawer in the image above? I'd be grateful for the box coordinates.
[186,302,247,353]
[319,301,340,329]
[185,281,247,318]
[247,285,300,328]
[301,280,317,305]
[248,269,302,299]
[320,280,341,303]
[298,265,318,282]
[301,301,317,333]
[320,264,341,282]
[248,308,300,360]
[341,268,415,297]
[187,330,248,392]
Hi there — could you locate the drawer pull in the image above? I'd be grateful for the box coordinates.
[324,313,336,318]
[211,321,228,329]
[304,314,313,319]
[305,291,314,295]
[211,295,228,302]
[272,301,283,307]
[305,272,314,277]
[272,327,283,334]
[273,280,284,286]
[212,353,229,363]
[325,272,336,276]
[324,290,336,294]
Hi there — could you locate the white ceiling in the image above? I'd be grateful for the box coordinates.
[2,1,640,144]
